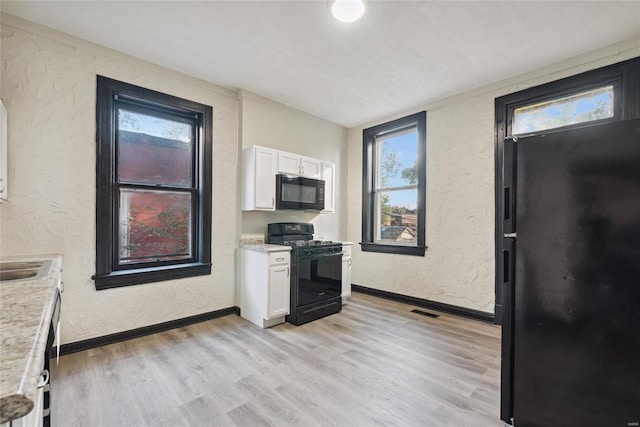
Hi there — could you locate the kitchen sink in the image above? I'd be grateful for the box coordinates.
[0,259,53,282]
[0,262,44,271]
[0,270,39,281]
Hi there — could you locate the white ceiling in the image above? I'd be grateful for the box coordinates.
[2,1,639,128]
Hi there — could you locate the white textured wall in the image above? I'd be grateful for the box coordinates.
[346,39,640,315]
[0,15,239,344]
[239,91,348,242]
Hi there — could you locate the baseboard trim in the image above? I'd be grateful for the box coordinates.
[58,306,240,356]
[351,284,495,323]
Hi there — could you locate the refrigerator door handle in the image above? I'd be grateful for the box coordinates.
[503,237,515,285]
[503,250,511,284]
[504,187,511,220]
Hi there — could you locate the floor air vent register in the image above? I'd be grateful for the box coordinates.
[411,309,440,318]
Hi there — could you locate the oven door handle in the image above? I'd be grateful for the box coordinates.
[298,252,343,260]
[298,252,342,260]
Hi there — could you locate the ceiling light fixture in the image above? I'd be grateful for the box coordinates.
[330,0,366,23]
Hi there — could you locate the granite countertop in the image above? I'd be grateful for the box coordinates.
[241,244,292,253]
[0,254,62,423]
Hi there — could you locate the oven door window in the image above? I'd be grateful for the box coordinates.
[296,254,342,306]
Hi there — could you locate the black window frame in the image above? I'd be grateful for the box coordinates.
[93,76,212,290]
[361,111,427,256]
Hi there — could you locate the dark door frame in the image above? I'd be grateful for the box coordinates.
[494,56,640,424]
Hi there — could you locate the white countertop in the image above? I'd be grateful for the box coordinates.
[0,254,62,423]
[241,244,292,253]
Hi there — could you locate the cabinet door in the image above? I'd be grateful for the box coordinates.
[321,162,335,213]
[254,147,276,209]
[301,157,321,178]
[341,257,351,298]
[268,265,290,318]
[277,152,301,175]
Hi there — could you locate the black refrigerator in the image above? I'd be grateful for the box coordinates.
[501,119,640,427]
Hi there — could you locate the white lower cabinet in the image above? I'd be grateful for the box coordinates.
[268,264,290,317]
[241,247,291,328]
[341,243,353,304]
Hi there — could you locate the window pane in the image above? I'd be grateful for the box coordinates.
[375,189,418,244]
[119,189,192,264]
[376,127,418,189]
[513,86,614,135]
[118,109,193,187]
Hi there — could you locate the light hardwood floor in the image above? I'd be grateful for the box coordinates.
[51,293,503,427]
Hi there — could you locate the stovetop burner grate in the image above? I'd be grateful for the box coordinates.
[267,222,339,249]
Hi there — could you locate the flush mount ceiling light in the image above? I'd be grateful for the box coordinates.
[330,0,366,23]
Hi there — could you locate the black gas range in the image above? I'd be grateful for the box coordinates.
[268,223,342,325]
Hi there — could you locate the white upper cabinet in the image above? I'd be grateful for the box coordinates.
[243,146,276,211]
[277,151,321,178]
[300,157,321,179]
[277,151,301,175]
[321,162,335,213]
[243,145,335,213]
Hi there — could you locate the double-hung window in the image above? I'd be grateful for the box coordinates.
[94,76,212,289]
[361,111,426,256]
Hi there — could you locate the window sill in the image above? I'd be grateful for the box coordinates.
[93,262,212,290]
[360,243,426,256]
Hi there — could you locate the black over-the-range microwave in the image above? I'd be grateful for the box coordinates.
[276,174,325,211]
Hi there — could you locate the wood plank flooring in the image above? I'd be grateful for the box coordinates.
[50,293,503,427]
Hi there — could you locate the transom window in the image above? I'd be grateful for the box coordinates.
[513,85,614,135]
[362,112,426,256]
[94,76,212,289]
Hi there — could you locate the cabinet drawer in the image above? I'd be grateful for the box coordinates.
[269,252,290,266]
